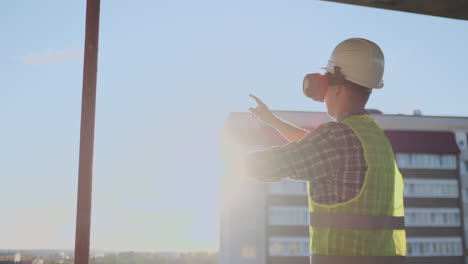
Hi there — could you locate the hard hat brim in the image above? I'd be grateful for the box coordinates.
[320,66,383,89]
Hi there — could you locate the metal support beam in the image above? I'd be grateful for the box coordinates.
[322,0,468,21]
[74,0,101,264]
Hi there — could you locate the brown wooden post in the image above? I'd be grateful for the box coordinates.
[74,0,101,263]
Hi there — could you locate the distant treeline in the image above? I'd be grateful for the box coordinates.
[89,251,218,264]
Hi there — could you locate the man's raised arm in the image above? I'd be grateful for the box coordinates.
[248,94,308,142]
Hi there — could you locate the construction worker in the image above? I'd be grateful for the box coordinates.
[246,38,406,264]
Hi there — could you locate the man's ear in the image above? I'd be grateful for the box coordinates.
[335,85,344,96]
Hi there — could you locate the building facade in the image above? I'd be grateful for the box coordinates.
[221,111,468,264]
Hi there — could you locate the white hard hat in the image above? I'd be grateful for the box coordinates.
[323,38,385,89]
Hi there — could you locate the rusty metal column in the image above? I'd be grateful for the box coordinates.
[74,0,101,264]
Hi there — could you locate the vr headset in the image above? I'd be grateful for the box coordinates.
[303,73,328,102]
[303,66,344,102]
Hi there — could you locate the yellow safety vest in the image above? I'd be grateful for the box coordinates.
[308,115,406,264]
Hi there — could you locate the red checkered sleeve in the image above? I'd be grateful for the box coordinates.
[245,121,366,204]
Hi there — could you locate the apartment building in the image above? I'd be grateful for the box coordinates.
[220,110,468,264]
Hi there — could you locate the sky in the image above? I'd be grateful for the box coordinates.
[1,0,468,252]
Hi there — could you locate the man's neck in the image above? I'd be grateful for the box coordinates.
[333,106,367,122]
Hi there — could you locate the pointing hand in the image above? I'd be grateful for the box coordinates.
[248,94,278,126]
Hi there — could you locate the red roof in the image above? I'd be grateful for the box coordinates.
[385,130,459,154]
[226,125,459,154]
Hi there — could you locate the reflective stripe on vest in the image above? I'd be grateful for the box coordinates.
[309,212,405,230]
[310,254,405,264]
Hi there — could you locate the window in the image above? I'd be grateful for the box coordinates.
[405,208,460,227]
[404,179,458,198]
[396,153,457,169]
[241,245,256,259]
[464,161,468,174]
[268,178,307,196]
[269,241,283,256]
[268,206,309,226]
[288,241,301,255]
[407,242,413,255]
[406,237,462,256]
[269,237,309,256]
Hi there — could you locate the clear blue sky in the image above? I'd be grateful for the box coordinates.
[1,0,467,252]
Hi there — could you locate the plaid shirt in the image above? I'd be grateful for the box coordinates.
[246,117,367,205]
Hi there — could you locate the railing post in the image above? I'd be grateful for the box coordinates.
[74,0,101,263]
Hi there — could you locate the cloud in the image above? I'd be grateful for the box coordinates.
[22,46,83,65]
